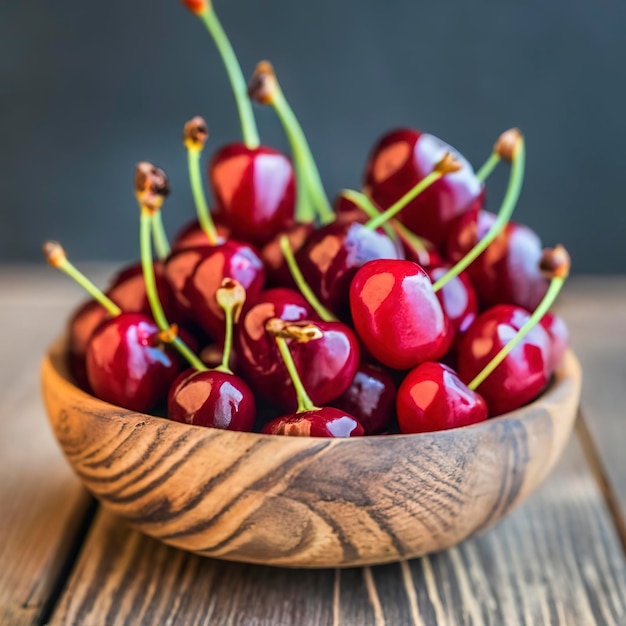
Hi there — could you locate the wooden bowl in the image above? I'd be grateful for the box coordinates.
[41,337,581,568]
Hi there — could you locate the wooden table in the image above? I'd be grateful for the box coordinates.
[1,268,625,626]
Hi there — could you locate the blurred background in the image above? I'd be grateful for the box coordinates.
[1,0,625,271]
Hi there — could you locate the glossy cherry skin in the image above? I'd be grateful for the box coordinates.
[172,219,231,252]
[457,305,552,416]
[262,407,364,437]
[210,143,296,246]
[260,222,314,288]
[164,240,265,340]
[168,369,256,431]
[364,129,484,248]
[350,259,450,370]
[396,362,488,434]
[446,211,548,311]
[333,363,396,434]
[295,221,402,320]
[540,312,569,371]
[427,264,478,347]
[85,313,184,412]
[239,312,359,412]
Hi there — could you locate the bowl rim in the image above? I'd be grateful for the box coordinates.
[43,335,581,443]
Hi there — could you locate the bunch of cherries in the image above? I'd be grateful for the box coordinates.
[45,0,571,438]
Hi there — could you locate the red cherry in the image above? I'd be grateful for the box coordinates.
[210,143,296,246]
[457,305,552,416]
[364,129,484,247]
[446,211,548,311]
[540,312,569,371]
[426,263,478,346]
[333,363,396,435]
[85,313,184,412]
[262,407,364,438]
[397,362,488,433]
[260,222,314,288]
[168,369,256,431]
[164,240,265,340]
[295,221,402,320]
[350,259,450,370]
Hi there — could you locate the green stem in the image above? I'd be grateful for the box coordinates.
[275,335,316,413]
[468,276,566,390]
[188,148,218,244]
[364,171,443,231]
[279,235,337,322]
[140,210,207,371]
[339,190,397,242]
[293,160,317,223]
[151,211,171,260]
[432,140,525,293]
[272,88,334,224]
[199,7,259,149]
[476,152,501,183]
[214,306,234,374]
[57,260,121,317]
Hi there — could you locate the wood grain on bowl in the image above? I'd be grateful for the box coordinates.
[41,337,581,568]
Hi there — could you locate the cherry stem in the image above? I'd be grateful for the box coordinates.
[476,153,500,183]
[151,212,171,260]
[188,147,219,244]
[274,335,317,413]
[432,139,526,293]
[43,242,121,317]
[339,190,397,242]
[363,170,444,231]
[468,273,567,391]
[198,6,259,149]
[213,280,245,373]
[279,235,337,322]
[140,209,207,371]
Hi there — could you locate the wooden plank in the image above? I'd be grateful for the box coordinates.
[559,278,626,540]
[0,268,108,625]
[50,433,626,625]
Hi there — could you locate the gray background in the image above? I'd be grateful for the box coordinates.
[2,0,625,272]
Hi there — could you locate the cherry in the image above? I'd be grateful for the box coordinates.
[396,362,488,434]
[172,219,230,252]
[242,317,359,412]
[457,246,570,416]
[363,129,484,247]
[426,264,478,346]
[164,240,266,339]
[168,279,256,431]
[260,222,314,288]
[350,259,450,370]
[295,221,401,320]
[333,363,396,435]
[260,319,363,437]
[540,312,570,371]
[210,143,296,246]
[446,211,548,311]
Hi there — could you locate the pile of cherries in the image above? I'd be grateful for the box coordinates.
[45,0,571,438]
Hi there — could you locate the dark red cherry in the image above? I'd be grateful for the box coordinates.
[260,222,314,288]
[240,317,359,411]
[350,259,450,370]
[295,221,402,319]
[396,362,488,434]
[210,143,296,246]
[446,211,548,311]
[333,363,396,435]
[67,299,109,389]
[364,129,484,247]
[85,312,183,412]
[540,312,569,371]
[168,369,256,431]
[164,240,265,340]
[457,305,552,416]
[172,218,231,251]
[262,407,364,438]
[426,264,478,346]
